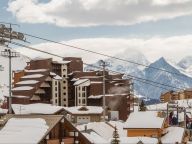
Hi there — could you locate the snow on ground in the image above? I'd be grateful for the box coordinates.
[12,103,63,114]
[161,127,184,144]
[0,118,48,144]
[124,111,165,129]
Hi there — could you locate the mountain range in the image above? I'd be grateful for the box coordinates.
[86,50,192,100]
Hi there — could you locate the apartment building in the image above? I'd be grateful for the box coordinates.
[160,88,192,103]
[10,57,133,120]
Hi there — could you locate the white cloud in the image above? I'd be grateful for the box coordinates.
[7,0,192,27]
[15,35,192,64]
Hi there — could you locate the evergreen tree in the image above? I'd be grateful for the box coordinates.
[139,100,146,111]
[111,126,120,144]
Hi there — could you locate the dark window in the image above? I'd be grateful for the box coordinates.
[55,87,57,91]
[55,81,57,85]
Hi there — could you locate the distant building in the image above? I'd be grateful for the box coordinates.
[160,88,192,103]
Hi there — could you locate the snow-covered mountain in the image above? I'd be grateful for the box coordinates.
[0,46,29,100]
[85,49,149,74]
[134,57,192,99]
[87,53,192,99]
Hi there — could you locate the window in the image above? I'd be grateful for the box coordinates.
[63,92,66,95]
[79,99,81,104]
[55,87,57,91]
[82,93,85,97]
[63,69,66,71]
[63,75,66,78]
[82,99,86,104]
[63,98,66,101]
[63,86,66,89]
[55,93,57,97]
[63,80,66,84]
[55,99,57,103]
[55,81,57,85]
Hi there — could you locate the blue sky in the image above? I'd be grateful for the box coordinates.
[1,0,192,62]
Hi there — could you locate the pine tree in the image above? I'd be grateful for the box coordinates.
[139,100,146,111]
[111,126,120,144]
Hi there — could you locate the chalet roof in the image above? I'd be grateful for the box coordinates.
[12,103,63,115]
[0,114,64,144]
[0,118,48,144]
[64,106,103,115]
[53,75,62,80]
[124,111,165,129]
[73,79,90,86]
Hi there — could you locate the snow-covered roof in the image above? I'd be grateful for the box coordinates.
[22,74,44,79]
[16,80,39,85]
[25,69,47,73]
[12,86,34,91]
[118,137,158,144]
[50,72,56,76]
[124,111,165,129]
[77,121,157,144]
[0,118,48,144]
[12,103,63,114]
[73,79,90,86]
[161,127,184,144]
[64,106,103,115]
[53,75,62,80]
[71,78,79,81]
[90,81,103,84]
[52,60,71,64]
[88,94,128,99]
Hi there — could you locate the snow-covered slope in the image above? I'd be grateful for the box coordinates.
[0,46,29,100]
[87,53,192,99]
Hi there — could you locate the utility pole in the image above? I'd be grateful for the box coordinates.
[100,60,108,122]
[0,22,25,114]
[1,49,19,113]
